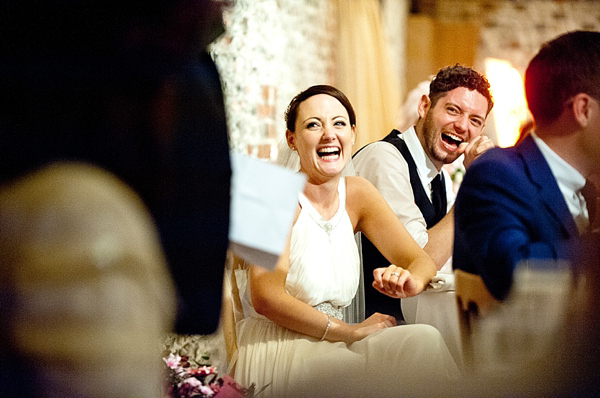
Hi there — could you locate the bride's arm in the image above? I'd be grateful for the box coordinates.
[249,238,395,344]
[347,176,436,297]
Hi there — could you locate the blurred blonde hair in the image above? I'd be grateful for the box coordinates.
[397,79,432,132]
[0,163,175,397]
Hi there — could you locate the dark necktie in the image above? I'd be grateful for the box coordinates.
[581,179,598,230]
[431,174,444,221]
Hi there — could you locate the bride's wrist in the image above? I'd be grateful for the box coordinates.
[327,318,355,344]
[411,273,432,295]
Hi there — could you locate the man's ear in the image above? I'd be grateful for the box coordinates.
[417,94,431,119]
[571,93,593,128]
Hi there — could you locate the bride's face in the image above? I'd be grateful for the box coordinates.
[287,94,355,180]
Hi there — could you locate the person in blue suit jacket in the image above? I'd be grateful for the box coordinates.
[453,30,600,301]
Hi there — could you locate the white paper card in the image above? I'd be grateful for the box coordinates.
[229,152,306,270]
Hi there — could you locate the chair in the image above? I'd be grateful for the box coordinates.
[455,263,580,390]
[222,252,250,375]
[454,269,499,372]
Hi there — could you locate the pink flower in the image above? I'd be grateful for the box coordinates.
[199,385,215,397]
[163,350,250,398]
[164,353,181,369]
[181,377,202,388]
[191,365,217,376]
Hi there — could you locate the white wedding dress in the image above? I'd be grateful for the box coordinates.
[233,177,459,397]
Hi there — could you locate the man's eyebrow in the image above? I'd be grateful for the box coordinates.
[445,101,460,109]
[447,101,486,120]
[471,113,486,122]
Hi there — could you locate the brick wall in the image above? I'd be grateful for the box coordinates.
[210,0,337,160]
[436,0,600,75]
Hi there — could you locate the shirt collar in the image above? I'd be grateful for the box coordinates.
[531,132,586,193]
[402,126,440,185]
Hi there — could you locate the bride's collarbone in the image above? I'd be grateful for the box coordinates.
[312,196,339,221]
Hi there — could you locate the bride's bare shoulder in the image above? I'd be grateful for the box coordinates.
[346,175,377,191]
[345,176,379,205]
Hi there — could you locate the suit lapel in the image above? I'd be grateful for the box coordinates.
[517,135,578,237]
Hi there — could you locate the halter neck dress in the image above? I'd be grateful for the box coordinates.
[233,177,458,397]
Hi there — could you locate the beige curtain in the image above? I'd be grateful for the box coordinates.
[335,0,401,153]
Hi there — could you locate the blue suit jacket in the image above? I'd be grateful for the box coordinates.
[453,134,580,300]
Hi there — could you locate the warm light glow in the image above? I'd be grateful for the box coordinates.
[485,58,529,148]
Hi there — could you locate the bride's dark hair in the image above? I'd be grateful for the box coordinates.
[284,85,356,132]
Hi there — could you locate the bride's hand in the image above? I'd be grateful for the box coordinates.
[372,265,426,299]
[346,312,395,344]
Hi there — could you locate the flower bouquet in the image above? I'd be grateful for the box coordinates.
[163,352,254,398]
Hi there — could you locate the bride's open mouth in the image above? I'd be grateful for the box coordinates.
[317,146,341,161]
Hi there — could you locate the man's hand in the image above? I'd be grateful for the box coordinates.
[462,135,494,169]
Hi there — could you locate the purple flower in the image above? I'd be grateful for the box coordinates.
[215,375,247,398]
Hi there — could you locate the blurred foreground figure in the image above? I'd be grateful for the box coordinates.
[0,0,231,334]
[0,163,175,397]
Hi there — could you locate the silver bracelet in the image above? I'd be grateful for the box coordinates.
[320,315,331,341]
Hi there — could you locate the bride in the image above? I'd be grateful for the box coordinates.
[233,85,458,397]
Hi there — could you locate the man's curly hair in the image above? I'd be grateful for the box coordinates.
[428,64,494,115]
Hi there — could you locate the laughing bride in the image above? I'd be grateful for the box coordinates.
[232,85,458,397]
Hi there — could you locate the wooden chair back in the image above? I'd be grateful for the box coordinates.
[454,269,499,372]
[222,251,250,374]
[455,264,579,376]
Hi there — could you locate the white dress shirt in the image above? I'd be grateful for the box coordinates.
[353,127,462,365]
[353,126,455,249]
[531,132,588,234]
